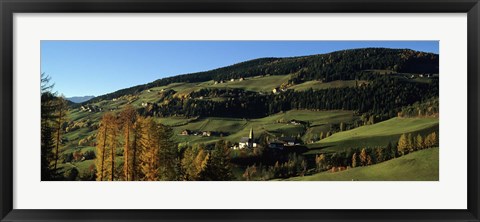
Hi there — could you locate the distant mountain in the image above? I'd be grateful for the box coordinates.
[67,96,95,103]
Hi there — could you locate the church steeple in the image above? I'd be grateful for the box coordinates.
[249,127,254,140]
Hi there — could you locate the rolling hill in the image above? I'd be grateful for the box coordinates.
[84,48,439,104]
[285,147,439,181]
[306,117,439,154]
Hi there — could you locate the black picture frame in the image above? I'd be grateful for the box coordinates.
[1,0,479,221]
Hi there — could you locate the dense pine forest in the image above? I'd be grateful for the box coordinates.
[41,47,439,181]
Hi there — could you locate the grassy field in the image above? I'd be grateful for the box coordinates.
[133,75,292,102]
[288,80,368,91]
[286,147,439,181]
[205,75,291,92]
[172,110,356,145]
[306,117,439,154]
[127,76,370,105]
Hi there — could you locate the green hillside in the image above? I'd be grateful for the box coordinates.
[171,110,356,146]
[205,75,291,92]
[306,117,438,154]
[85,48,439,104]
[287,147,439,181]
[289,80,368,91]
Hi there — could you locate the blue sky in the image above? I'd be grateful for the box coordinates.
[41,41,439,97]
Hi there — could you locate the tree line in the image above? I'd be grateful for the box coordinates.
[315,131,438,173]
[139,75,438,121]
[397,97,439,118]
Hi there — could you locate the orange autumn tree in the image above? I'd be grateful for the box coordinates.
[119,105,137,181]
[95,112,118,181]
[138,117,160,181]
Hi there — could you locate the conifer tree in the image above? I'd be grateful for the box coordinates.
[359,148,368,166]
[375,147,384,163]
[41,74,56,180]
[425,132,438,148]
[340,122,345,131]
[131,116,143,181]
[157,124,179,180]
[41,114,55,180]
[201,140,234,181]
[315,154,327,171]
[180,147,197,180]
[193,148,210,180]
[53,96,68,171]
[107,114,119,181]
[139,117,160,181]
[407,133,414,152]
[397,133,409,156]
[119,105,137,181]
[416,134,424,150]
[95,113,112,181]
[351,152,359,168]
[367,155,373,165]
[242,165,257,181]
[431,132,437,147]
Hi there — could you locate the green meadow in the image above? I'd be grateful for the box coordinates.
[306,117,439,154]
[286,147,439,181]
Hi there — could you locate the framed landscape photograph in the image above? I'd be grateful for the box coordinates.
[1,0,479,221]
[39,40,440,182]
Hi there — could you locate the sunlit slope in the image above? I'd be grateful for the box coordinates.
[287,147,439,181]
[288,80,368,91]
[170,110,356,145]
[307,117,439,154]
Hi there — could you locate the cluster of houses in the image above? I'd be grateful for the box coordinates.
[141,102,153,107]
[213,77,245,85]
[180,127,304,150]
[277,119,305,125]
[272,87,291,94]
[231,128,303,150]
[396,73,439,79]
[267,137,302,150]
[180,129,225,137]
[79,105,101,113]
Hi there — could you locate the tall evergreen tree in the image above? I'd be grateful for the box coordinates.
[416,134,424,150]
[119,105,137,181]
[41,73,57,180]
[139,117,160,181]
[359,148,368,166]
[157,124,179,181]
[53,96,68,171]
[351,152,359,168]
[107,114,119,181]
[397,133,409,156]
[201,140,234,181]
[95,113,115,181]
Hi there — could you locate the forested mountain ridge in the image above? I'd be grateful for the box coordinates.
[85,48,438,104]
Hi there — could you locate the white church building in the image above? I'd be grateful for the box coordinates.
[238,128,257,149]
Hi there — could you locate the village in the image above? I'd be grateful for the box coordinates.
[179,127,303,151]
